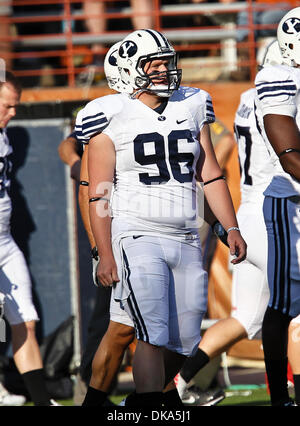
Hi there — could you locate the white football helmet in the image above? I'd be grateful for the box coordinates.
[277,7,300,66]
[104,42,132,93]
[257,39,283,69]
[117,29,182,97]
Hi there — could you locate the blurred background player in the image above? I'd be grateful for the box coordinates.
[58,108,83,183]
[0,71,59,406]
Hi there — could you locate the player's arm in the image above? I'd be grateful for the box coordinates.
[78,145,96,249]
[264,114,300,182]
[58,134,81,182]
[209,120,235,170]
[197,123,247,264]
[213,132,236,170]
[88,132,119,286]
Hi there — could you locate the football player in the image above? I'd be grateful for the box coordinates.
[0,71,59,406]
[255,7,300,406]
[77,42,238,407]
[78,29,246,407]
[78,42,184,408]
[175,39,283,404]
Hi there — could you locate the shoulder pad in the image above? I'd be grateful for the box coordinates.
[240,87,256,105]
[75,94,125,144]
[174,86,215,124]
[255,65,296,104]
[236,88,255,118]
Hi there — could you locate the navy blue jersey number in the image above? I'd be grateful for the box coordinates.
[134,130,195,185]
[0,156,10,190]
[234,124,253,186]
[134,132,170,185]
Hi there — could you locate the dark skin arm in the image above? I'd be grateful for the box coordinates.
[264,114,300,182]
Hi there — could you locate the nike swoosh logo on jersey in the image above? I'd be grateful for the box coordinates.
[176,119,187,124]
[133,235,142,239]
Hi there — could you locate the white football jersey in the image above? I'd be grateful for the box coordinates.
[79,86,215,237]
[0,129,12,228]
[255,64,300,198]
[234,88,273,205]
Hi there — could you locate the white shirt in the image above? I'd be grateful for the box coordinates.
[255,64,300,198]
[234,87,273,205]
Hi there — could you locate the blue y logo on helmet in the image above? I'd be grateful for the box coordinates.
[119,41,138,59]
[282,17,300,34]
[108,48,118,67]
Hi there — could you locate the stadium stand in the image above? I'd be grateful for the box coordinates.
[3,0,298,87]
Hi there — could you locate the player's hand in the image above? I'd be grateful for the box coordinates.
[96,254,119,287]
[227,230,247,264]
[91,246,101,287]
[70,159,81,182]
[92,256,100,287]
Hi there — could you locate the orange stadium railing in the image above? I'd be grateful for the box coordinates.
[0,0,299,88]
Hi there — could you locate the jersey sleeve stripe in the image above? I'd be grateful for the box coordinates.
[256,79,295,87]
[82,116,108,129]
[82,118,108,134]
[257,84,296,96]
[82,123,108,138]
[75,120,108,143]
[206,99,215,122]
[258,91,297,101]
[82,112,106,122]
[74,125,86,142]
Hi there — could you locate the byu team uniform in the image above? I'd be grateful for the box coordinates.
[231,88,273,338]
[255,64,300,318]
[77,86,215,356]
[0,129,39,325]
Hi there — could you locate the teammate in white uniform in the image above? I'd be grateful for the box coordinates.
[78,29,246,407]
[231,85,273,337]
[0,71,59,406]
[174,41,282,403]
[255,7,300,406]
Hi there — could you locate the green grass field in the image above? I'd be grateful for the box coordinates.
[110,385,272,407]
[24,385,273,406]
[218,385,270,406]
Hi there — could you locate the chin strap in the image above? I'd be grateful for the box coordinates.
[130,89,147,99]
